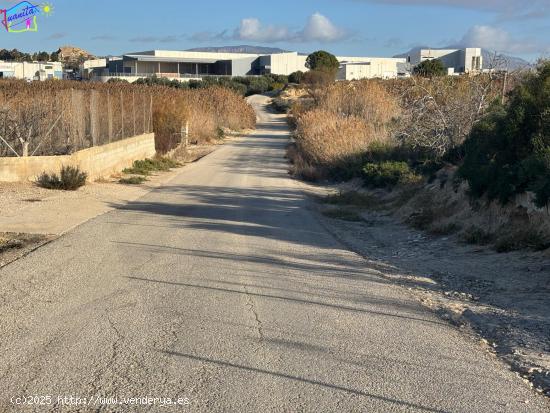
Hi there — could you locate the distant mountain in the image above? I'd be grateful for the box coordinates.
[186,45,289,54]
[394,47,531,71]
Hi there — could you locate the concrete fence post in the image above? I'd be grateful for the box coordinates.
[90,90,97,146]
[149,94,153,133]
[120,90,124,138]
[142,93,146,135]
[107,90,113,143]
[132,91,136,137]
[184,121,189,146]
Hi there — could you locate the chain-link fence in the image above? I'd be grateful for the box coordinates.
[0,82,153,157]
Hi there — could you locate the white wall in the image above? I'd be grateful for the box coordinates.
[268,53,308,75]
[0,61,63,80]
[337,58,405,80]
[0,133,156,182]
[463,48,482,72]
[408,49,483,74]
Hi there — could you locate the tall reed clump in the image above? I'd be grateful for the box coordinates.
[152,86,256,153]
[0,80,255,157]
[292,81,399,180]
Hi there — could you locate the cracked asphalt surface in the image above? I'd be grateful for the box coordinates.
[0,95,548,412]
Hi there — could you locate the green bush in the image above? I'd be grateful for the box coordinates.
[289,71,305,84]
[269,82,285,92]
[136,75,285,96]
[270,98,291,113]
[413,59,447,77]
[362,161,420,188]
[122,157,180,176]
[37,165,87,190]
[247,77,271,95]
[459,61,550,207]
[119,176,147,185]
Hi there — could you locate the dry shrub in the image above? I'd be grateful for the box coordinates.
[152,86,255,153]
[302,70,335,87]
[292,80,399,179]
[314,81,399,133]
[296,109,373,167]
[386,75,502,156]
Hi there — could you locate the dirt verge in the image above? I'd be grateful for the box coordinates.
[299,180,550,398]
[0,232,54,269]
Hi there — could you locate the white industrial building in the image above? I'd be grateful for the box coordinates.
[0,61,63,81]
[83,47,483,83]
[337,57,408,80]
[406,48,482,75]
[88,50,409,82]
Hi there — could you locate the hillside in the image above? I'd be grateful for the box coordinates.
[57,45,95,64]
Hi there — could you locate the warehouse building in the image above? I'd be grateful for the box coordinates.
[89,50,408,82]
[0,61,63,81]
[406,48,482,74]
[337,57,408,80]
[91,50,308,81]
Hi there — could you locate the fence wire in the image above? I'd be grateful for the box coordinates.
[0,84,153,157]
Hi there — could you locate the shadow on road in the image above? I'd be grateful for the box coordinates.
[158,350,450,413]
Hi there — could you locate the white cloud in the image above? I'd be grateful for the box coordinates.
[457,25,540,54]
[301,13,347,42]
[354,0,550,20]
[234,18,292,42]
[233,13,348,43]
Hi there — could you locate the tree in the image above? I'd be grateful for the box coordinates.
[35,51,51,62]
[459,61,550,207]
[306,51,339,74]
[413,59,447,78]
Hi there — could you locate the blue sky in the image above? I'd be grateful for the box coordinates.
[1,0,549,60]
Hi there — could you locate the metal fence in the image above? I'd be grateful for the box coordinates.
[0,88,153,157]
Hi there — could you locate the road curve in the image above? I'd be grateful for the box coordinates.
[0,95,547,412]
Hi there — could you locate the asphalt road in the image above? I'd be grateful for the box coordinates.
[0,95,547,413]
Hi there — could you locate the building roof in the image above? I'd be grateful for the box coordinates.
[124,54,220,64]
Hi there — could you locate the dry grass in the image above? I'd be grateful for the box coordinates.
[289,76,503,179]
[313,81,399,132]
[152,86,255,153]
[291,81,398,179]
[295,110,374,169]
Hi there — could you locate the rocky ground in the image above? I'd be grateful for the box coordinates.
[308,185,550,398]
